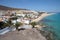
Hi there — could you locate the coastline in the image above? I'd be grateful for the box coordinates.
[31,13,54,22]
[0,12,55,40]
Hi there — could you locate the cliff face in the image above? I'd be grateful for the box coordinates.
[0,28,46,40]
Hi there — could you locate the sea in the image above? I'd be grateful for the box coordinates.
[42,13,60,40]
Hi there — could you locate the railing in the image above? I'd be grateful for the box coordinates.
[0,27,10,35]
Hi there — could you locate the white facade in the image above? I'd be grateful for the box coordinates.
[16,14,25,17]
[17,19,21,22]
[0,10,6,16]
[23,20,30,24]
[11,20,16,24]
[18,25,32,29]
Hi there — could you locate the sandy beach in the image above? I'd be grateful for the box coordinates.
[31,13,53,22]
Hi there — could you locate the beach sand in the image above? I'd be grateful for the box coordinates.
[31,13,53,22]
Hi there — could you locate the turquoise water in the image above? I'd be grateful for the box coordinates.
[43,13,60,40]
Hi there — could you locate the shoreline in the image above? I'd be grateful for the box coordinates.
[31,13,54,22]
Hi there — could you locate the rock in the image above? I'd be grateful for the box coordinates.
[0,28,46,40]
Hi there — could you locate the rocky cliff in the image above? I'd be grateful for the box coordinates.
[0,28,46,40]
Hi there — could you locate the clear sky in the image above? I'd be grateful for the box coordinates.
[0,0,60,12]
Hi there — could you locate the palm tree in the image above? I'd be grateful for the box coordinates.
[0,22,6,29]
[6,19,13,27]
[30,22,37,28]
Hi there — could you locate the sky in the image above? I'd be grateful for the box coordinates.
[0,0,60,12]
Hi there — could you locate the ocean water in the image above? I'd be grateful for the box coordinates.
[42,13,60,40]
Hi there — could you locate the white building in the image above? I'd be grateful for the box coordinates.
[0,10,6,16]
[17,19,21,22]
[16,13,25,17]
[11,20,17,25]
[23,20,30,24]
[18,25,32,29]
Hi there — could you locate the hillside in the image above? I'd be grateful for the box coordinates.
[0,5,28,10]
